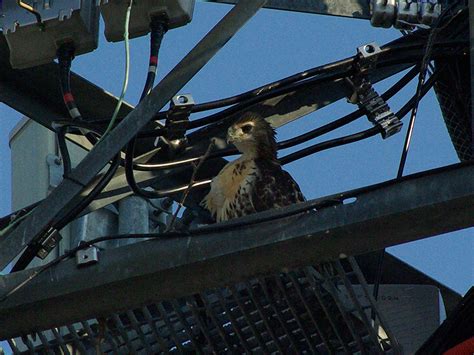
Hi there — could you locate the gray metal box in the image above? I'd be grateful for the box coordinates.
[1,0,99,69]
[100,0,195,42]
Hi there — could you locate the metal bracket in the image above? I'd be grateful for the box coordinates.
[1,0,99,69]
[37,227,62,259]
[357,42,382,69]
[76,246,99,267]
[159,94,195,158]
[165,94,194,140]
[347,43,402,139]
[46,154,63,190]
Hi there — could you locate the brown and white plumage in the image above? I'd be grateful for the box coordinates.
[201,112,304,222]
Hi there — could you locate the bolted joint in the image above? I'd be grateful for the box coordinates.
[165,94,194,141]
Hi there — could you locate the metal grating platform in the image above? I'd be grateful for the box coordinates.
[7,257,400,354]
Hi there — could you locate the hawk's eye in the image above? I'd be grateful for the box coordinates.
[241,124,253,134]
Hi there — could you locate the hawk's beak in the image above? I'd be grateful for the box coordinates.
[227,129,235,145]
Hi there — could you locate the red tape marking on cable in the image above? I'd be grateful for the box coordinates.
[150,56,158,65]
[63,93,74,103]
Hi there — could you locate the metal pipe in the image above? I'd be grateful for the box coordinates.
[118,196,150,246]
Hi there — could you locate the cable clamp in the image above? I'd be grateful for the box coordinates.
[160,94,194,158]
[36,227,62,259]
[347,43,402,139]
[165,94,194,140]
[76,244,99,267]
[370,0,441,28]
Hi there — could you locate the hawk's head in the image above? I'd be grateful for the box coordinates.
[227,112,277,159]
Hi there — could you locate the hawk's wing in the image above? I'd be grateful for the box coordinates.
[251,158,305,213]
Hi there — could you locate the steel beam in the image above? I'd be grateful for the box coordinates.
[204,0,371,19]
[0,161,473,339]
[0,1,268,271]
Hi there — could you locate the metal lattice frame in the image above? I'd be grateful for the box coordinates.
[434,56,472,161]
[7,258,400,354]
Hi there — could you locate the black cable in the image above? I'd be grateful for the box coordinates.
[194,58,355,113]
[277,65,420,150]
[125,19,168,199]
[187,69,353,130]
[183,44,446,131]
[56,126,72,177]
[129,42,464,142]
[54,62,438,201]
[11,154,121,272]
[76,37,465,135]
[148,38,465,129]
[397,35,442,179]
[280,127,382,165]
[140,19,168,102]
[82,37,430,129]
[57,43,83,122]
[260,67,441,169]
[3,228,185,303]
[57,43,98,177]
[133,65,420,172]
[131,68,441,196]
[57,58,416,175]
[48,36,462,195]
[82,38,465,133]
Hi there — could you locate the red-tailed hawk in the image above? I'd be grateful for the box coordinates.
[201,112,305,222]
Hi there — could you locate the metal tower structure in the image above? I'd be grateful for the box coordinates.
[0,0,472,353]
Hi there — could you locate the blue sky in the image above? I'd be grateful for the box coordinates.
[0,0,472,318]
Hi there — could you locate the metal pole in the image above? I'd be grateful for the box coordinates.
[118,196,150,245]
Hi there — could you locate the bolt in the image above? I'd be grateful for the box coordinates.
[364,44,375,54]
[177,95,188,104]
